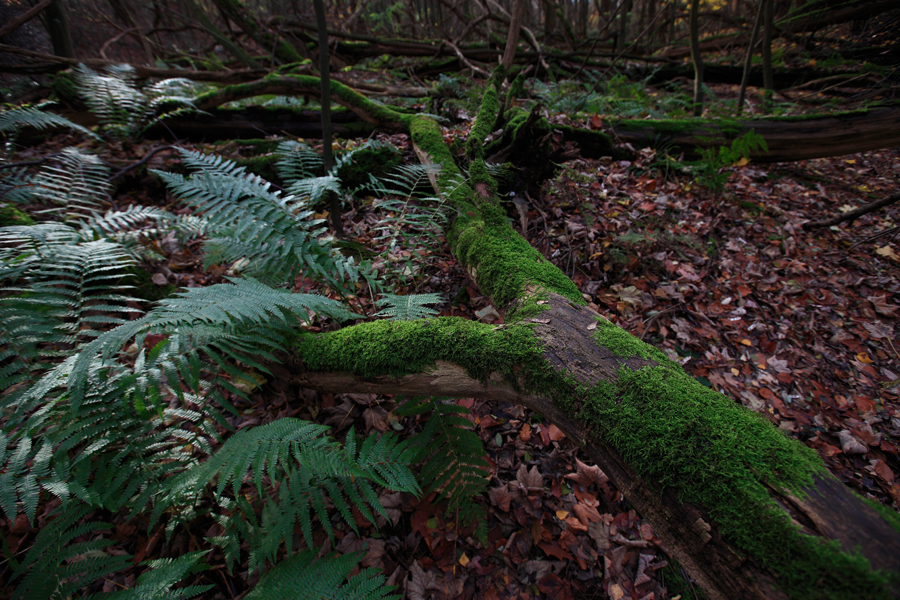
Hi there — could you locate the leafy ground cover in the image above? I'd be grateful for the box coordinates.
[2,87,899,599]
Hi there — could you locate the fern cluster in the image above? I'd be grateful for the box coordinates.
[74,64,203,139]
[1,96,494,598]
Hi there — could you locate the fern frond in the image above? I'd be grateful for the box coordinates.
[399,397,490,540]
[11,501,133,600]
[285,175,342,206]
[275,140,323,184]
[154,148,362,290]
[0,102,99,139]
[244,550,401,600]
[373,293,442,321]
[29,147,111,220]
[98,551,212,600]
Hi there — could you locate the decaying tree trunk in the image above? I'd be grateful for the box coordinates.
[247,75,900,600]
[609,105,900,162]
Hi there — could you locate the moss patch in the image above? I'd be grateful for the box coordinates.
[297,317,546,386]
[465,85,499,160]
[0,206,34,227]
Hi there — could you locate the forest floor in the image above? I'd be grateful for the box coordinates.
[4,108,900,599]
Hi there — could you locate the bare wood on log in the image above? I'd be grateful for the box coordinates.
[802,193,900,230]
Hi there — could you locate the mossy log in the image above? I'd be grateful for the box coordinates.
[271,76,900,600]
[609,105,900,162]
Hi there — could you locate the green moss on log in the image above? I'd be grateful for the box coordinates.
[579,364,893,600]
[465,85,499,160]
[298,317,546,386]
[0,206,34,227]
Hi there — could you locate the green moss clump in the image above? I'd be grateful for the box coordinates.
[0,206,34,227]
[465,85,499,160]
[506,73,526,105]
[336,142,401,191]
[297,317,545,386]
[582,365,893,600]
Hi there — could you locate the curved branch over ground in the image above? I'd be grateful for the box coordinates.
[267,75,900,600]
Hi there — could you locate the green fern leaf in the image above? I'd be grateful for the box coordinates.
[243,550,401,600]
[0,102,99,139]
[374,293,443,321]
[96,551,211,600]
[399,397,490,540]
[11,501,132,600]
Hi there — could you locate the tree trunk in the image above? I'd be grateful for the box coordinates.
[609,106,900,161]
[738,0,765,114]
[761,0,774,113]
[210,0,304,64]
[501,0,526,71]
[689,0,703,116]
[44,0,74,59]
[313,0,342,237]
[263,74,900,600]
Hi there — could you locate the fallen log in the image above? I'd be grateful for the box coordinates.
[257,74,900,600]
[608,105,900,162]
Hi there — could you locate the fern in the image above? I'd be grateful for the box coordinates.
[9,501,133,600]
[29,147,111,220]
[0,229,138,391]
[98,551,212,600]
[154,148,362,290]
[75,64,202,139]
[374,292,442,320]
[0,102,99,140]
[399,397,490,541]
[275,140,324,183]
[163,420,419,570]
[243,550,401,600]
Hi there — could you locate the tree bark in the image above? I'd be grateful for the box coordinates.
[0,0,52,40]
[275,75,900,600]
[44,0,74,59]
[689,0,703,116]
[761,0,775,113]
[209,0,304,64]
[501,0,526,72]
[312,0,342,237]
[737,0,765,114]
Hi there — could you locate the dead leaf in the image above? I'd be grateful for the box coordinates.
[868,295,899,318]
[565,457,609,488]
[406,560,437,600]
[488,486,511,512]
[836,430,868,454]
[862,321,893,339]
[548,424,565,441]
[873,460,895,484]
[875,246,900,261]
[517,464,544,490]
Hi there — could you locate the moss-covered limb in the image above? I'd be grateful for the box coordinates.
[405,95,900,597]
[465,85,500,161]
[609,105,900,162]
[209,0,304,64]
[409,116,582,312]
[193,75,414,133]
[291,289,900,599]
